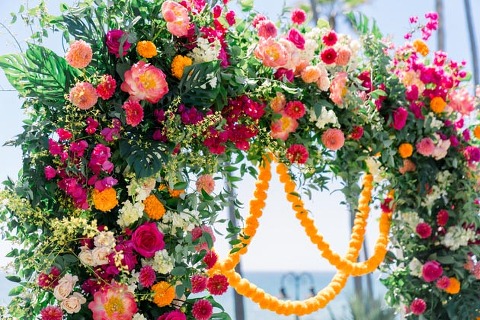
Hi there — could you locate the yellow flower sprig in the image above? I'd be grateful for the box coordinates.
[211,154,392,316]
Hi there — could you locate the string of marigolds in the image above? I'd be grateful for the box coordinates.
[211,155,392,315]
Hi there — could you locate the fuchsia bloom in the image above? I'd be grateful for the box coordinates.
[40,305,63,320]
[88,282,138,320]
[85,117,99,134]
[121,61,169,103]
[158,310,187,320]
[257,20,277,38]
[65,40,92,68]
[96,75,116,100]
[122,100,144,127]
[161,1,190,37]
[392,107,408,130]
[56,128,72,140]
[291,9,307,25]
[286,144,309,164]
[207,274,228,295]
[192,299,213,320]
[44,166,56,180]
[416,222,432,239]
[139,265,156,288]
[321,128,345,151]
[38,266,61,289]
[69,82,98,110]
[287,28,305,50]
[132,222,165,258]
[422,260,443,282]
[410,298,427,315]
[106,30,131,57]
[191,274,208,293]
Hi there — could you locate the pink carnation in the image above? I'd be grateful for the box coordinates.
[410,298,427,315]
[192,299,213,320]
[196,174,215,194]
[436,209,449,226]
[122,100,144,127]
[44,166,57,180]
[321,128,345,151]
[422,260,443,282]
[203,250,218,269]
[69,82,98,110]
[416,137,435,156]
[284,101,306,119]
[40,306,63,320]
[436,276,451,290]
[291,9,307,24]
[322,30,338,46]
[161,1,190,37]
[121,61,169,104]
[65,40,92,68]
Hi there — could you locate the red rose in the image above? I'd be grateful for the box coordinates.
[106,29,131,57]
[132,222,165,258]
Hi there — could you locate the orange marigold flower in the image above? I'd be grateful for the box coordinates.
[398,143,413,158]
[171,55,192,80]
[473,125,480,139]
[169,188,185,198]
[136,40,157,58]
[444,277,460,294]
[92,188,118,212]
[143,194,166,220]
[152,281,175,307]
[430,96,446,113]
[413,39,429,56]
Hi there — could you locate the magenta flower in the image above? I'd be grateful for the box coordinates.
[291,9,307,25]
[392,107,408,130]
[287,28,305,50]
[422,260,443,282]
[106,29,131,57]
[132,222,165,258]
[158,310,187,320]
[139,265,156,288]
[410,298,427,315]
[416,222,432,239]
[44,166,57,180]
[192,299,213,320]
[191,274,208,293]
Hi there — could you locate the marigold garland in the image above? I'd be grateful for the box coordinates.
[212,154,392,315]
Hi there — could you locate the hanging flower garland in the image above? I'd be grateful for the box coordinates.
[211,154,392,315]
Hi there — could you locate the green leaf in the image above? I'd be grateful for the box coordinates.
[8,285,24,296]
[171,266,186,276]
[5,275,21,283]
[119,139,164,178]
[173,181,188,190]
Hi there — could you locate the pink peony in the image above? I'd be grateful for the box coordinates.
[69,82,98,110]
[40,305,63,320]
[65,40,92,68]
[192,299,213,320]
[196,174,215,194]
[106,30,131,57]
[416,137,435,156]
[422,260,443,282]
[329,72,348,105]
[410,298,427,315]
[291,9,307,24]
[161,1,190,37]
[158,310,187,320]
[122,100,144,127]
[416,222,432,239]
[257,20,277,38]
[286,144,309,164]
[121,61,169,103]
[392,107,408,130]
[270,115,298,141]
[88,282,138,320]
[322,128,345,151]
[254,38,288,69]
[132,222,165,258]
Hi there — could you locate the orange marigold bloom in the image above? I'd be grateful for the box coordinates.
[413,39,429,56]
[398,143,413,158]
[171,55,192,80]
[92,188,118,212]
[430,96,446,113]
[474,125,480,139]
[143,194,166,220]
[445,277,460,294]
[136,40,157,58]
[169,188,185,198]
[152,281,175,307]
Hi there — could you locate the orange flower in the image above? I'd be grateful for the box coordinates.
[474,125,480,139]
[65,40,92,68]
[143,194,166,220]
[430,96,446,113]
[445,277,460,294]
[69,82,98,110]
[169,188,185,198]
[321,128,345,151]
[301,65,321,83]
[152,281,175,307]
[136,40,157,58]
[399,159,416,174]
[171,55,193,79]
[270,92,286,113]
[398,143,413,158]
[413,39,429,56]
[92,188,118,212]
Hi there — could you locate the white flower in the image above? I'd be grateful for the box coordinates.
[441,225,476,250]
[408,258,423,277]
[94,231,116,248]
[309,106,339,129]
[117,200,144,228]
[189,38,221,63]
[432,138,451,160]
[53,274,78,301]
[133,314,148,320]
[61,292,86,314]
[128,177,157,201]
[91,246,112,266]
[149,249,175,274]
[401,212,421,230]
[365,156,384,183]
[78,249,95,266]
[421,185,446,209]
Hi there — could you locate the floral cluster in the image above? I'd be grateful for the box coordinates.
[0,1,480,320]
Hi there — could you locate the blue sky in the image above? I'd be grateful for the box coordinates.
[0,0,479,272]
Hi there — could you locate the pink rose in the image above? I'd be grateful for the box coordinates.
[161,1,190,37]
[287,28,305,50]
[106,30,131,57]
[392,107,408,130]
[422,260,443,282]
[121,61,169,104]
[132,222,165,258]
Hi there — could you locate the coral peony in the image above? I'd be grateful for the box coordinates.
[88,282,138,320]
[329,72,348,105]
[270,115,298,141]
[161,1,190,37]
[254,38,288,69]
[69,82,98,110]
[121,61,169,103]
[321,128,345,151]
[65,40,92,68]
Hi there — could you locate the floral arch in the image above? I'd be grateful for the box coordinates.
[0,0,480,319]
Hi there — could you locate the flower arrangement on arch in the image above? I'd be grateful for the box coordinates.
[0,0,479,319]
